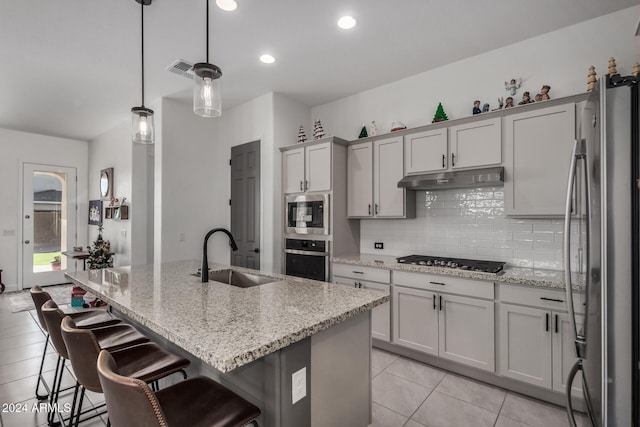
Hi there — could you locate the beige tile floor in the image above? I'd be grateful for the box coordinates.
[0,291,587,427]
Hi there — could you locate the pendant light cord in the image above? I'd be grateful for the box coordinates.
[141,0,145,107]
[206,0,209,63]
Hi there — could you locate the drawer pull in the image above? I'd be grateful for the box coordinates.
[429,281,446,286]
[352,271,365,275]
[540,297,564,303]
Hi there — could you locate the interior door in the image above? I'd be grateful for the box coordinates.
[22,163,77,288]
[230,141,260,269]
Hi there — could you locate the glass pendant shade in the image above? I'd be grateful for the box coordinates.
[193,63,222,117]
[131,106,155,144]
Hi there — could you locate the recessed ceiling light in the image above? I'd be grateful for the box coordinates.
[260,54,275,64]
[216,0,237,11]
[337,16,357,30]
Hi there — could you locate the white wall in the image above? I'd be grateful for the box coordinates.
[311,6,640,140]
[0,128,88,290]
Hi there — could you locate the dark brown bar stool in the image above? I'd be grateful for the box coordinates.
[41,300,150,426]
[61,316,190,427]
[97,350,261,427]
[30,285,121,400]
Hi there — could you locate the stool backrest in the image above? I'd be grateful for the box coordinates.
[41,300,69,359]
[60,316,102,393]
[30,286,52,333]
[97,350,168,427]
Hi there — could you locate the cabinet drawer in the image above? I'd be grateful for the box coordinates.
[393,271,494,300]
[497,284,584,314]
[332,263,391,284]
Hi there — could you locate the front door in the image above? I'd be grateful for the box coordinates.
[22,163,77,288]
[230,141,260,269]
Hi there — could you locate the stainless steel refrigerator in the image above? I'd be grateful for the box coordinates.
[564,75,639,426]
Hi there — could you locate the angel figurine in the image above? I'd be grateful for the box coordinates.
[505,78,523,96]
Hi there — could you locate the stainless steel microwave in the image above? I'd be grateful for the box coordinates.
[285,194,329,235]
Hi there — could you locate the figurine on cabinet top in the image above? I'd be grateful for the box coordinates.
[504,97,514,108]
[472,100,482,115]
[537,85,551,101]
[482,103,490,113]
[390,121,407,132]
[518,91,533,105]
[505,78,522,96]
[369,121,378,136]
[492,97,504,111]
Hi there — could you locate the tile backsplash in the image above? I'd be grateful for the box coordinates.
[361,188,583,271]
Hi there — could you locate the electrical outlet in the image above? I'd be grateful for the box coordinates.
[2,229,16,237]
[374,242,384,249]
[121,229,127,238]
[291,367,306,404]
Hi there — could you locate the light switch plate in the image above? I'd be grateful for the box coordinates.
[291,367,306,404]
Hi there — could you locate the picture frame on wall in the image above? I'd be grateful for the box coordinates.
[88,200,102,225]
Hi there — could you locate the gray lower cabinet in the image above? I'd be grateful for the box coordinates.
[392,285,495,372]
[332,263,391,342]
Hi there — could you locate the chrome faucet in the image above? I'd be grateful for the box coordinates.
[201,228,239,283]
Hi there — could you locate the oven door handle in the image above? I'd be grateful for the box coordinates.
[284,249,330,256]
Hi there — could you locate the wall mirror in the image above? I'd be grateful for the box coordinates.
[100,167,114,200]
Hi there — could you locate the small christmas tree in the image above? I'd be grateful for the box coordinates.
[358,125,368,139]
[87,224,113,269]
[432,103,448,123]
[586,66,597,92]
[313,119,325,140]
[297,125,307,143]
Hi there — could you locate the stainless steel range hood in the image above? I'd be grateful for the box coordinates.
[398,166,504,191]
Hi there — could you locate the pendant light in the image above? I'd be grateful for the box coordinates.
[131,0,154,144]
[193,0,223,117]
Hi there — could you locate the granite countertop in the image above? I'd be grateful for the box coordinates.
[65,260,389,373]
[331,254,585,291]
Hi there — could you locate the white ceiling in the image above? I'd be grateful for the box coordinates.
[0,0,636,141]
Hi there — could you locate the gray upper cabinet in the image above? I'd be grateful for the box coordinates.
[282,142,332,193]
[404,128,448,174]
[504,103,576,216]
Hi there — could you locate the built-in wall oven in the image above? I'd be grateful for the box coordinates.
[285,194,329,235]
[284,238,329,281]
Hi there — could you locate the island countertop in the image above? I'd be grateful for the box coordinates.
[65,260,389,373]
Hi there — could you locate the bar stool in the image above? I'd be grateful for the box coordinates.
[30,286,121,400]
[97,350,261,427]
[41,300,150,426]
[61,316,190,427]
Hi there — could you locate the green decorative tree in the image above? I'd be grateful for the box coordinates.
[358,125,368,139]
[432,102,449,123]
[87,224,113,269]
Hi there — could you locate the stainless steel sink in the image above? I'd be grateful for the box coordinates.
[193,269,276,288]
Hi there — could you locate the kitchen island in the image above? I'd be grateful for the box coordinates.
[65,260,389,427]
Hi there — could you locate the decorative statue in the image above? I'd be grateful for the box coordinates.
[482,103,490,113]
[472,100,481,115]
[504,97,514,108]
[369,121,378,136]
[537,85,551,101]
[518,91,533,105]
[587,66,597,92]
[505,78,522,96]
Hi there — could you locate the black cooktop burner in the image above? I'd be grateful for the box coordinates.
[396,255,506,274]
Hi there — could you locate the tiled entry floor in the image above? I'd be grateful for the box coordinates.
[0,291,586,427]
[370,348,588,427]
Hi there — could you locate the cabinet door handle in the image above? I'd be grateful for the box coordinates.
[429,281,446,286]
[305,180,309,191]
[368,204,372,215]
[354,282,359,288]
[439,295,443,310]
[433,294,436,310]
[359,283,363,289]
[300,180,303,191]
[442,154,445,168]
[545,313,550,332]
[451,153,456,167]
[555,314,559,334]
[374,204,379,215]
[540,297,564,303]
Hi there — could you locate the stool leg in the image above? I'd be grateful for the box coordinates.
[68,382,80,427]
[74,387,86,427]
[35,335,50,400]
[47,356,62,426]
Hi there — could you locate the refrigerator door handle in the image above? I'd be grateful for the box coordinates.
[564,139,586,359]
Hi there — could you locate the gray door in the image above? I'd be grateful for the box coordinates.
[230,141,260,269]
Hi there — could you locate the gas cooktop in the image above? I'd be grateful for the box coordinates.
[396,255,506,274]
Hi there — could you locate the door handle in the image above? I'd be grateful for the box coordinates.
[305,180,309,191]
[24,240,30,244]
[433,294,436,310]
[442,154,445,168]
[451,153,456,167]
[439,295,443,310]
[368,204,372,215]
[300,181,303,191]
[253,248,260,253]
[545,313,550,332]
[555,314,559,334]
[374,204,379,215]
